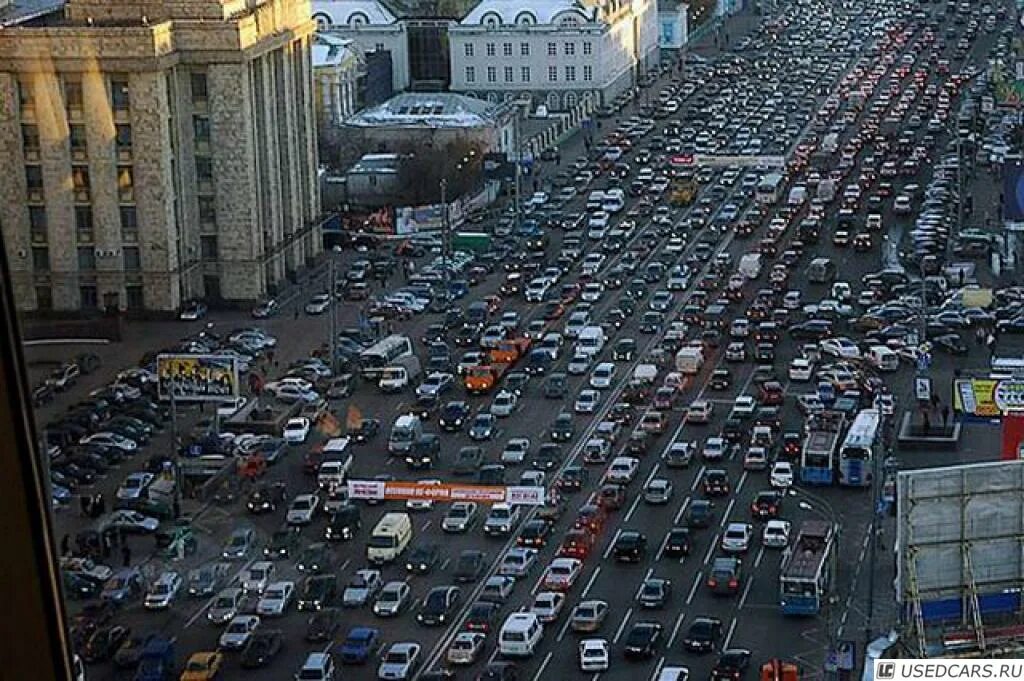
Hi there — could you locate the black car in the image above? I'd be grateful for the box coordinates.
[247,483,287,514]
[452,446,484,476]
[663,527,692,558]
[439,401,471,431]
[464,600,502,633]
[543,373,569,399]
[350,418,381,443]
[686,500,715,528]
[265,527,300,559]
[82,625,131,663]
[453,550,488,583]
[702,469,731,497]
[789,320,833,339]
[623,621,663,659]
[557,466,590,493]
[324,504,362,541]
[683,616,723,653]
[709,369,732,390]
[613,530,648,562]
[711,648,753,680]
[406,434,441,469]
[297,575,337,611]
[406,543,441,574]
[638,578,672,608]
[531,443,562,471]
[305,607,342,642]
[517,519,551,548]
[721,418,744,444]
[549,413,575,441]
[240,629,284,668]
[416,585,461,626]
[613,338,637,361]
[478,661,519,681]
[751,491,784,520]
[412,395,440,421]
[297,543,334,574]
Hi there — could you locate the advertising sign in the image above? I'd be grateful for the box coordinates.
[1004,164,1024,221]
[346,480,545,505]
[156,354,239,402]
[953,378,1024,417]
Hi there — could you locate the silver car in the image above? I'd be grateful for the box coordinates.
[207,588,244,624]
[343,569,382,607]
[373,581,411,617]
[378,642,421,680]
[499,547,538,578]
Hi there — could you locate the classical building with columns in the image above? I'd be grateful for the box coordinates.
[313,33,362,125]
[0,0,322,314]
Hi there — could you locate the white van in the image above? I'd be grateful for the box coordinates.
[388,415,422,453]
[868,346,899,372]
[499,612,544,657]
[317,437,353,488]
[366,512,413,564]
[576,326,606,357]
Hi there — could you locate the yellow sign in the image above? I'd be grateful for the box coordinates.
[954,378,1024,417]
[156,354,239,402]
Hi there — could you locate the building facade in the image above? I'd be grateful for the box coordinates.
[658,0,688,52]
[312,0,410,93]
[0,0,322,313]
[313,33,362,125]
[448,0,660,112]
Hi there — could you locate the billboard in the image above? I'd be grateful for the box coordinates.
[1004,164,1024,221]
[346,480,545,505]
[156,354,240,402]
[953,377,1024,417]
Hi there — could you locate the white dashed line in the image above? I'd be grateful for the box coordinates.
[724,617,738,648]
[686,572,702,605]
[667,611,687,648]
[613,608,634,644]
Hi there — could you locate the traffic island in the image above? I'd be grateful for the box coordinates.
[896,411,961,450]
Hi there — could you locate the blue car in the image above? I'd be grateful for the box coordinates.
[337,626,381,665]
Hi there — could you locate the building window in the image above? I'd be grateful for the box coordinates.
[375,42,385,51]
[115,124,132,152]
[29,206,47,241]
[566,65,577,81]
[548,65,558,81]
[77,246,96,271]
[125,285,144,310]
[36,286,52,310]
[63,77,84,112]
[120,206,138,241]
[521,66,531,82]
[547,42,557,56]
[464,43,474,57]
[193,116,211,145]
[504,66,514,82]
[79,285,98,309]
[70,124,87,154]
[465,66,476,83]
[25,165,43,192]
[201,235,218,260]
[17,79,33,114]
[196,158,213,182]
[190,72,208,102]
[75,206,94,239]
[199,196,216,224]
[72,165,90,194]
[521,42,530,56]
[583,64,593,81]
[487,66,497,83]
[486,42,495,57]
[503,42,513,56]
[565,42,576,56]
[123,246,141,271]
[583,41,593,55]
[21,124,39,151]
[32,247,49,272]
[110,78,130,112]
[117,166,134,199]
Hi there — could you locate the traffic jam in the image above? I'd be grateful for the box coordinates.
[52,0,1006,679]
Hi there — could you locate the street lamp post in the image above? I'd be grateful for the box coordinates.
[440,178,450,306]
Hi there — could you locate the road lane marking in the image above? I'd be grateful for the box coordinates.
[754,546,765,569]
[691,465,706,492]
[530,651,554,681]
[339,558,351,573]
[624,492,643,523]
[674,496,691,524]
[651,658,666,681]
[603,529,623,560]
[735,470,749,494]
[739,578,754,609]
[184,558,255,628]
[643,463,661,487]
[421,520,432,531]
[667,611,687,648]
[703,537,717,566]
[440,558,451,571]
[581,566,602,599]
[655,532,670,562]
[724,617,738,648]
[686,572,702,605]
[612,607,634,644]
[557,613,574,642]
[719,499,736,527]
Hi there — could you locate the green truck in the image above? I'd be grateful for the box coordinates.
[452,231,491,253]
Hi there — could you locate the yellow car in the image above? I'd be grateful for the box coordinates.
[180,652,223,681]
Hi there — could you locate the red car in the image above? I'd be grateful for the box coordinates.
[759,381,785,406]
[558,528,596,560]
[573,503,606,535]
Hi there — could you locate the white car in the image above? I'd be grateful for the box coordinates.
[500,547,539,578]
[575,389,601,413]
[490,390,519,417]
[116,472,154,501]
[590,362,616,389]
[731,395,756,418]
[703,437,727,461]
[144,571,183,610]
[283,416,312,443]
[643,478,674,504]
[581,282,605,302]
[763,520,792,548]
[501,437,531,465]
[656,667,691,681]
[721,522,753,553]
[286,493,320,525]
[579,639,610,672]
[876,393,896,415]
[305,293,332,314]
[797,393,825,415]
[378,642,420,681]
[80,432,137,452]
[217,396,248,417]
[531,591,567,622]
[789,358,814,381]
[342,569,382,607]
[447,632,487,666]
[893,194,913,214]
[819,337,861,359]
[373,581,412,617]
[542,557,583,591]
[605,456,640,484]
[567,352,593,375]
[256,581,295,616]
[406,479,441,511]
[218,614,260,650]
[241,561,275,594]
[103,510,159,534]
[770,461,795,489]
[416,372,454,398]
[442,502,479,533]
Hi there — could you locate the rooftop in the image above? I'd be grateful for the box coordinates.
[0,0,64,27]
[312,33,360,67]
[312,0,397,26]
[346,92,508,128]
[461,0,597,25]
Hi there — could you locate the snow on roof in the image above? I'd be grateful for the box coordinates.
[347,92,506,129]
[311,0,397,28]
[462,0,595,26]
[312,34,358,68]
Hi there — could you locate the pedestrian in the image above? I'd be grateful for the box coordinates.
[555,153,562,166]
[121,545,132,568]
[987,333,996,356]
[942,405,950,429]
[958,268,965,287]
[976,327,985,346]
[60,534,70,557]
[102,531,112,559]
[930,393,940,410]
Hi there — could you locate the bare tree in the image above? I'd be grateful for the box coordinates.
[396,137,483,205]
[317,120,370,172]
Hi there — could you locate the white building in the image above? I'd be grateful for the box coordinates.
[658,0,688,52]
[313,34,362,125]
[448,0,660,112]
[312,0,410,93]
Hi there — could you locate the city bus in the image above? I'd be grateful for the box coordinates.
[358,335,414,378]
[756,173,785,204]
[837,409,881,487]
[800,411,845,485]
[780,520,837,615]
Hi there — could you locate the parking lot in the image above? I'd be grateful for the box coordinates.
[42,0,1024,679]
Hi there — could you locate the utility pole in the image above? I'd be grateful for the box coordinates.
[513,109,522,235]
[440,178,450,304]
[329,256,338,374]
